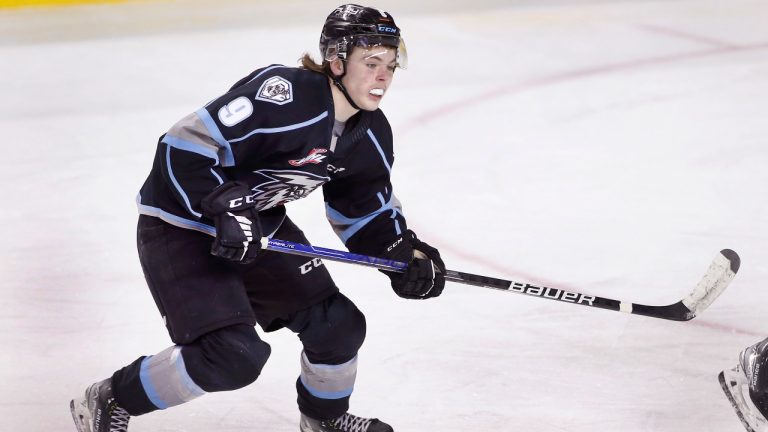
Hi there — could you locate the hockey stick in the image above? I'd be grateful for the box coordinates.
[261,238,739,321]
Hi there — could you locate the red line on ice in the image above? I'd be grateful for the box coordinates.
[635,24,739,49]
[408,40,768,338]
[424,234,764,336]
[399,42,768,135]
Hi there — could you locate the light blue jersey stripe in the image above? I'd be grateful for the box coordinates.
[162,135,220,163]
[136,197,215,236]
[366,129,391,174]
[229,111,328,144]
[203,66,287,108]
[195,108,235,167]
[326,195,403,244]
[165,145,203,218]
[210,169,224,185]
[391,210,403,235]
[326,203,386,243]
[245,64,287,85]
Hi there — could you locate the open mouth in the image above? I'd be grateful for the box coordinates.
[369,88,385,96]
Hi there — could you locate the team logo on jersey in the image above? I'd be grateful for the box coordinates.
[248,170,329,210]
[256,76,293,105]
[289,148,327,166]
[332,4,363,19]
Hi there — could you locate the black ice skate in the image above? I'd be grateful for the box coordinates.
[70,378,131,432]
[719,340,768,432]
[300,412,394,432]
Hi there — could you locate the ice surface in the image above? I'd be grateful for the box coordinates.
[1,0,767,430]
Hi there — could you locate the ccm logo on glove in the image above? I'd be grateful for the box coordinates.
[228,195,256,208]
[380,230,446,300]
[201,182,263,264]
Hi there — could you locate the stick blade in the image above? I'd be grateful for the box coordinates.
[680,249,740,319]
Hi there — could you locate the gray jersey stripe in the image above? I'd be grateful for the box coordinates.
[167,112,224,158]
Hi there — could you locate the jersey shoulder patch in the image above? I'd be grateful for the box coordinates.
[256,76,293,105]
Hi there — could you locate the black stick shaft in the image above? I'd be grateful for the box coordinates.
[263,239,739,322]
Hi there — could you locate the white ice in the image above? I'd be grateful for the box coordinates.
[2,0,768,430]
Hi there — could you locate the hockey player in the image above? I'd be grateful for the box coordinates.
[720,338,768,431]
[69,4,445,432]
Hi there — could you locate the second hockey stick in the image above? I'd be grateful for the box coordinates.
[261,238,739,322]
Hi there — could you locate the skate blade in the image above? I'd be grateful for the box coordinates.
[70,397,91,432]
[719,370,759,432]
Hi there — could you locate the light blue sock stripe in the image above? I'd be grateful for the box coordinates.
[299,352,357,400]
[139,356,168,410]
[139,347,207,410]
[173,350,206,398]
[300,376,354,400]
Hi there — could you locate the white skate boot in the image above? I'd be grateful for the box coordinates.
[70,378,131,432]
[720,340,768,432]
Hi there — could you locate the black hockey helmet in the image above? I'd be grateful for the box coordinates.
[320,4,408,69]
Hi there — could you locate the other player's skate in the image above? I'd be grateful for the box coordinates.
[70,378,131,432]
[719,339,768,432]
[300,412,394,432]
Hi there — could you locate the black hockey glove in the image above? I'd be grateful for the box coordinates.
[381,230,446,300]
[201,181,262,264]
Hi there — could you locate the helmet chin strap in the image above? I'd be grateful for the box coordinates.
[329,61,362,111]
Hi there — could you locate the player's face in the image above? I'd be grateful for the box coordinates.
[341,46,396,111]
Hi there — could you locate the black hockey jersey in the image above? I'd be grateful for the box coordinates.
[137,65,407,257]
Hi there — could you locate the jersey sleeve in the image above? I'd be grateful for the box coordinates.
[155,68,266,218]
[322,118,408,257]
[158,110,229,218]
[156,65,320,218]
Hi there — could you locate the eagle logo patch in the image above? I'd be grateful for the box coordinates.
[256,76,293,105]
[248,170,329,210]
